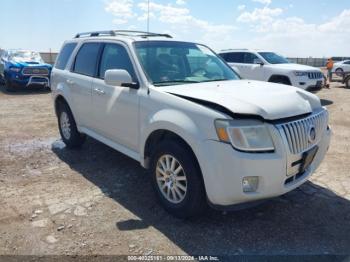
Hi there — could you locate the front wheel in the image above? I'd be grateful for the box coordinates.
[4,79,15,92]
[345,76,350,89]
[57,102,86,148]
[150,140,207,218]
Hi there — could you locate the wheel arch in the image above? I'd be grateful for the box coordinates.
[140,109,204,169]
[143,128,207,200]
[53,94,80,128]
[143,129,198,168]
[268,74,292,85]
[54,94,68,116]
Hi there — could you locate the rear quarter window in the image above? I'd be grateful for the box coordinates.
[55,43,77,70]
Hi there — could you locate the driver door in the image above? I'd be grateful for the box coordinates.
[91,43,140,152]
[239,52,265,81]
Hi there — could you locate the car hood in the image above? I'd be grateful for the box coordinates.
[10,57,51,68]
[158,80,321,120]
[269,63,321,71]
[9,60,52,68]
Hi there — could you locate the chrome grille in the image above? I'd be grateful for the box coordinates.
[22,67,49,76]
[308,72,323,79]
[277,110,328,154]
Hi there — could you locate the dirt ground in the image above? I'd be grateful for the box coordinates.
[0,81,349,257]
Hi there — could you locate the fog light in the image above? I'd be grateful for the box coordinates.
[242,176,259,192]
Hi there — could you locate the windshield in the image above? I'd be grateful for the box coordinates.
[9,51,44,62]
[134,41,240,86]
[258,52,290,64]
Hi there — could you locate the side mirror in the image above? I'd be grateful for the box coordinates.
[253,59,264,66]
[104,69,139,89]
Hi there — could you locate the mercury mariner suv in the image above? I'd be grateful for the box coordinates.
[219,49,324,91]
[51,31,331,218]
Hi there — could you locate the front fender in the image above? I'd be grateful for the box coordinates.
[140,108,203,167]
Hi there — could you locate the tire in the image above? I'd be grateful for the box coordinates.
[4,79,15,92]
[150,139,207,218]
[57,101,86,148]
[335,68,344,77]
[345,77,350,89]
[0,75,5,85]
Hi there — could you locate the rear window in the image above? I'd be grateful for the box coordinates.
[73,43,101,77]
[55,43,77,70]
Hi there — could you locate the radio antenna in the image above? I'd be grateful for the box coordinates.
[147,0,150,33]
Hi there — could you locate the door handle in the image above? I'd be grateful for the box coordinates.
[66,79,75,85]
[93,88,106,95]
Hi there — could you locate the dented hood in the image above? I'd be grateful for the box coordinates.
[157,80,322,120]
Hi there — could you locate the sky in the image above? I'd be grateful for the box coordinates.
[0,0,349,57]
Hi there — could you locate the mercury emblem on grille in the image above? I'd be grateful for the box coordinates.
[308,125,316,143]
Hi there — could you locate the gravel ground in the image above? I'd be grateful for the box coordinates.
[0,81,349,256]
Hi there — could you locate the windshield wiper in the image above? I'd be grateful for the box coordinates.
[153,80,199,86]
[201,79,228,83]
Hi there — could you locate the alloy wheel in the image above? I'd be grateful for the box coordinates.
[156,154,187,204]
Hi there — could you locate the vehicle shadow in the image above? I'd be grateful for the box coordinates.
[0,84,50,95]
[321,99,334,106]
[52,137,350,256]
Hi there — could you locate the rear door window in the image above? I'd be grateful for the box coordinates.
[73,43,101,77]
[55,43,77,70]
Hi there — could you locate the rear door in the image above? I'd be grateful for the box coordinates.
[68,42,102,128]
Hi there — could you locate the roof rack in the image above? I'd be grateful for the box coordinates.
[220,48,250,52]
[74,30,173,39]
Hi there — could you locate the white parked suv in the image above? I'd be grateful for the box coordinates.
[51,31,331,218]
[219,49,324,91]
[332,60,350,75]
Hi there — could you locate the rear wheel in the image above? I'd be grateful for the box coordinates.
[335,68,344,77]
[150,140,207,218]
[57,102,86,148]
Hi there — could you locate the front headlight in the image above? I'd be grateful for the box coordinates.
[215,120,275,152]
[294,71,308,77]
[9,67,21,73]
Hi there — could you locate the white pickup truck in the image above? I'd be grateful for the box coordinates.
[219,49,324,91]
[51,31,331,218]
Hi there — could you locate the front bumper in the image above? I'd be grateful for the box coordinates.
[196,123,331,208]
[292,78,324,91]
[9,75,50,88]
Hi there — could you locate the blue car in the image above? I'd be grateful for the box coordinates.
[1,50,52,92]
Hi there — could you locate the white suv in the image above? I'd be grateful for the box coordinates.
[219,49,324,91]
[51,31,331,218]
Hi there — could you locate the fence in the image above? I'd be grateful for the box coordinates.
[288,57,350,68]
